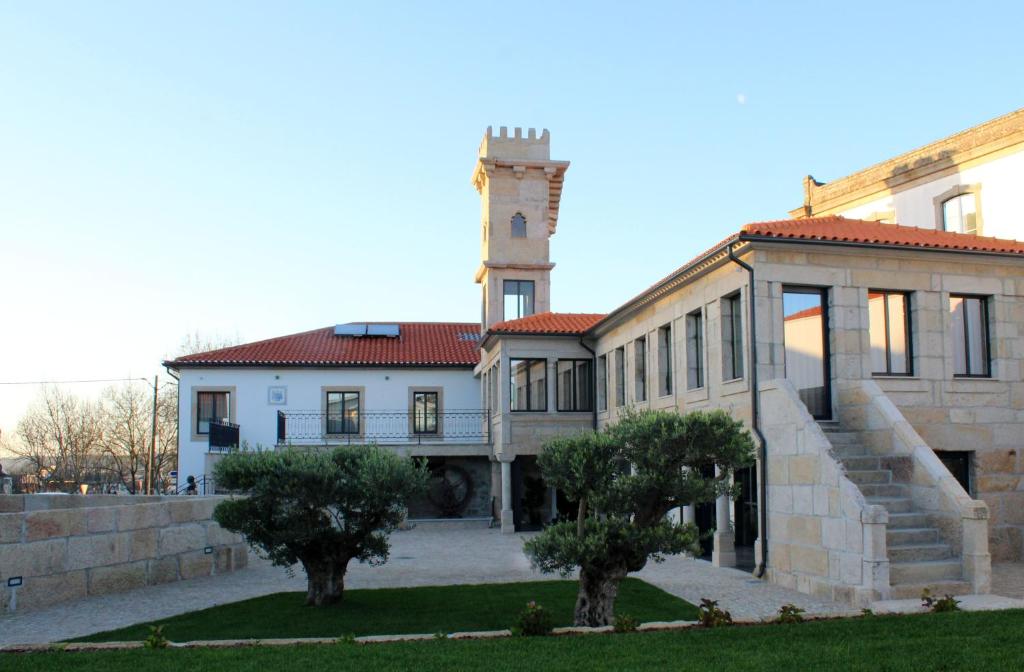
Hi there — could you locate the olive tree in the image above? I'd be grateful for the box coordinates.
[213,446,427,606]
[524,408,754,626]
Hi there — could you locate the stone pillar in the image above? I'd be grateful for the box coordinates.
[683,505,696,525]
[712,467,736,568]
[549,486,558,523]
[1,477,12,495]
[500,457,514,534]
[860,504,890,604]
[962,501,992,595]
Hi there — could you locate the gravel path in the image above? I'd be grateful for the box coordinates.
[0,525,852,645]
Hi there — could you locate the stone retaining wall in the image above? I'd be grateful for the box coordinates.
[0,495,247,613]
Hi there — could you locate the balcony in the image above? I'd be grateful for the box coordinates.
[208,421,240,453]
[276,410,491,446]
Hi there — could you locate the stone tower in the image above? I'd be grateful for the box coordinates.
[472,126,570,331]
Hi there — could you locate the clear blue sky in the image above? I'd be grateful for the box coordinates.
[1,1,1022,434]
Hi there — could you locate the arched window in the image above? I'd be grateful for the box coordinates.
[511,212,527,238]
[941,193,978,235]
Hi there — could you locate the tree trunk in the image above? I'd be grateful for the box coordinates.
[302,556,349,606]
[574,565,627,626]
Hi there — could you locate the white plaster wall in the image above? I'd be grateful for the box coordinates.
[837,149,1024,240]
[176,367,481,484]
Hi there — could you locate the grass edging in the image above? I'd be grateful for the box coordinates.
[3,615,890,653]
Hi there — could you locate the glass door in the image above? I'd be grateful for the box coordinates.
[782,287,831,419]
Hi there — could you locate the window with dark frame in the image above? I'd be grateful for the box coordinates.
[657,324,673,396]
[868,291,912,376]
[503,280,535,321]
[722,293,744,381]
[511,212,527,238]
[556,359,593,412]
[634,336,647,402]
[686,309,704,390]
[950,295,991,377]
[196,391,230,435]
[510,358,547,411]
[614,346,625,407]
[597,354,608,411]
[413,391,438,434]
[326,391,360,434]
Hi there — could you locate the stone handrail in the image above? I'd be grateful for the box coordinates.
[837,379,990,593]
[760,378,889,605]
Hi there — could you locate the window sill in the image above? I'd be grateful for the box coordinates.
[872,374,917,379]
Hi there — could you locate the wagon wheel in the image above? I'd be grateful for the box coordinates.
[426,464,473,518]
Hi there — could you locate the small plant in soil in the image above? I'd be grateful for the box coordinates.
[697,598,733,628]
[512,601,554,637]
[614,613,638,633]
[774,604,805,624]
[921,589,961,613]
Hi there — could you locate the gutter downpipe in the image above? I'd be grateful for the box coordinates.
[727,242,768,579]
[578,338,599,430]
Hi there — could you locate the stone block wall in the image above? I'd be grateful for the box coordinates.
[0,495,247,613]
[761,379,889,606]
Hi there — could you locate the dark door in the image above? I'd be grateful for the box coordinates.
[783,287,832,419]
[694,464,716,558]
[511,456,546,532]
[733,466,758,546]
[937,451,972,495]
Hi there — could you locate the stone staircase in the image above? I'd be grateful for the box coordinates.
[819,421,970,599]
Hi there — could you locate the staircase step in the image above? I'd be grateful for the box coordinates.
[889,580,972,600]
[890,560,962,584]
[840,456,881,471]
[846,470,891,485]
[888,543,953,563]
[832,443,870,456]
[824,433,860,444]
[859,483,909,498]
[888,512,932,529]
[866,496,913,514]
[887,527,939,546]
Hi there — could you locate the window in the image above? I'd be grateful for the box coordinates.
[510,359,547,411]
[722,293,744,381]
[326,391,360,434]
[503,280,535,321]
[413,391,438,434]
[942,194,978,235]
[657,324,673,396]
[511,212,527,238]
[196,391,230,435]
[557,359,593,412]
[868,291,912,375]
[634,336,647,402]
[614,346,626,407]
[950,295,990,377]
[597,354,608,411]
[686,309,705,390]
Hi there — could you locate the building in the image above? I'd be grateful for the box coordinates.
[791,108,1024,240]
[166,114,1024,606]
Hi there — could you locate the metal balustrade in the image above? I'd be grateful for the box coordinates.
[276,409,490,445]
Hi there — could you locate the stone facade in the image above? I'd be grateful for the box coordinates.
[0,495,247,613]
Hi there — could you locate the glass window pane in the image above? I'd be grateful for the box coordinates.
[658,325,672,396]
[598,355,607,410]
[557,361,573,411]
[959,196,977,234]
[575,360,593,411]
[887,294,908,374]
[614,347,625,407]
[965,298,987,375]
[868,292,888,373]
[943,198,961,233]
[529,360,546,410]
[634,338,646,402]
[950,297,968,375]
[510,360,528,410]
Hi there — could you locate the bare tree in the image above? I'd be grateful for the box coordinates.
[14,386,104,492]
[97,381,180,494]
[178,331,241,357]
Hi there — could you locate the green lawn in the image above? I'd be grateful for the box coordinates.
[10,610,1024,671]
[73,579,697,642]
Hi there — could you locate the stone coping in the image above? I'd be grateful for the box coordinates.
[0,494,227,513]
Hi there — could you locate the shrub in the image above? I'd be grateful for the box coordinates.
[775,604,805,624]
[697,598,733,628]
[143,625,169,649]
[921,589,961,613]
[614,613,639,633]
[512,601,554,637]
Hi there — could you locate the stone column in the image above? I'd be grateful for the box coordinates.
[549,486,558,523]
[712,466,737,568]
[682,505,696,525]
[962,501,992,595]
[860,504,890,604]
[500,456,514,534]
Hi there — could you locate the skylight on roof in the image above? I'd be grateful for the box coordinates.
[334,323,400,338]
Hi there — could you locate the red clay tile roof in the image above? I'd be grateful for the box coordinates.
[489,312,606,335]
[741,215,1024,255]
[165,322,481,368]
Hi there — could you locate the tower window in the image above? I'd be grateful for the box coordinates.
[511,212,527,238]
[503,280,535,321]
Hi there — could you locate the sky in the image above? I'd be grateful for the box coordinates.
[2,1,1023,441]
